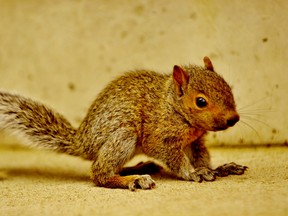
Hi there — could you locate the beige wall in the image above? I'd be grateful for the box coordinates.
[0,0,287,146]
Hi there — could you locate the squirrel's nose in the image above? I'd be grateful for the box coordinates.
[226,115,240,127]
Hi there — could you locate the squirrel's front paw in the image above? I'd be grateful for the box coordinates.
[128,175,156,191]
[190,167,216,182]
[213,162,248,177]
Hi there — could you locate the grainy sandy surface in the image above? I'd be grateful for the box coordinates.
[0,146,287,216]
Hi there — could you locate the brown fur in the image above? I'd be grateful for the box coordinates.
[0,57,247,190]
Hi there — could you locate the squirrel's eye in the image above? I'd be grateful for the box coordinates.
[196,97,207,108]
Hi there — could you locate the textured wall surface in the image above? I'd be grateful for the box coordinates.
[0,0,287,146]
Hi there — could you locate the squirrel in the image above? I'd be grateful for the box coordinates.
[0,56,247,190]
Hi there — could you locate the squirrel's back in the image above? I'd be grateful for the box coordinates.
[75,70,170,159]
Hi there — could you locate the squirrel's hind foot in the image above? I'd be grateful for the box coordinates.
[93,174,156,191]
[128,174,156,191]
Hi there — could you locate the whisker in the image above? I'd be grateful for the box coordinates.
[239,120,261,139]
[234,122,248,144]
[240,112,269,118]
[237,96,270,111]
[239,108,274,113]
[240,115,271,128]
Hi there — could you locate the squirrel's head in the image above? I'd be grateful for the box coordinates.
[172,56,239,131]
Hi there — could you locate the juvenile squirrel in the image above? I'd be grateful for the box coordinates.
[0,57,247,190]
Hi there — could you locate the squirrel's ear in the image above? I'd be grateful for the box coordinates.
[173,65,189,97]
[203,56,214,71]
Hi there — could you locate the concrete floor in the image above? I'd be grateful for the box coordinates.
[0,146,287,216]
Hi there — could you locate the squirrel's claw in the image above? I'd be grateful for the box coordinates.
[191,167,216,182]
[213,162,248,177]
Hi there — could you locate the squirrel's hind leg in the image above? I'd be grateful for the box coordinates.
[95,174,155,191]
[90,128,156,190]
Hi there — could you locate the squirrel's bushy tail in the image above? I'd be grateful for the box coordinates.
[0,91,77,155]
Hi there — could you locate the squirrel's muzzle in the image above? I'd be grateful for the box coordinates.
[212,113,240,131]
[226,114,240,127]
